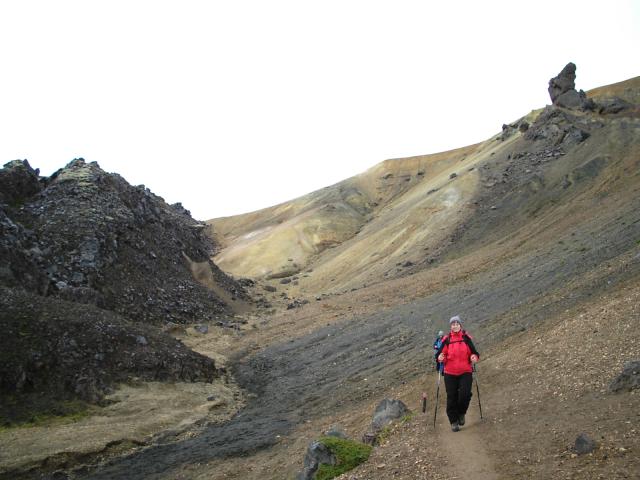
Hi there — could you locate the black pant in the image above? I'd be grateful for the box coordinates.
[444,372,473,424]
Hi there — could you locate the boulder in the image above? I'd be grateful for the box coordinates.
[598,97,633,114]
[371,398,410,432]
[297,440,337,480]
[548,63,577,104]
[575,433,597,455]
[362,398,410,445]
[609,360,640,392]
[547,63,595,111]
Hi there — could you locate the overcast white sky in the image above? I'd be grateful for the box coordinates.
[1,1,638,220]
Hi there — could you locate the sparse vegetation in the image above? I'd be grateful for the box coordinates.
[314,436,373,480]
[0,398,90,431]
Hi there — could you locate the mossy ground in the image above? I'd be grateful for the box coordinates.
[0,396,90,430]
[314,436,372,480]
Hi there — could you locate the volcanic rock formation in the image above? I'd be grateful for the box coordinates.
[0,159,246,422]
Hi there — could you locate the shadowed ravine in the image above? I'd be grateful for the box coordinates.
[77,211,639,479]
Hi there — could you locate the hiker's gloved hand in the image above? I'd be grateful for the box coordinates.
[470,354,479,363]
[437,353,445,362]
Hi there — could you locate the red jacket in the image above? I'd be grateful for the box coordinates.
[439,330,479,376]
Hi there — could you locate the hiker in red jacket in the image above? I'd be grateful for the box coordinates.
[436,315,480,432]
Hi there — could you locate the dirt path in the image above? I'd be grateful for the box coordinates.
[328,392,501,480]
[437,409,499,480]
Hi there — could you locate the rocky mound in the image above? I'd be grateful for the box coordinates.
[0,158,247,423]
[0,287,219,422]
[1,159,247,324]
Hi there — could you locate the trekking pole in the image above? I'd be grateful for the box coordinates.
[473,364,483,420]
[433,364,442,428]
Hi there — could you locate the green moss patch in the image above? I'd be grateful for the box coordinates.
[0,397,91,430]
[314,436,372,480]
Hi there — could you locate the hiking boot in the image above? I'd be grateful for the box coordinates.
[458,414,465,426]
[451,422,460,432]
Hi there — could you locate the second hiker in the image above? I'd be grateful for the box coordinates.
[436,315,480,432]
[433,330,445,371]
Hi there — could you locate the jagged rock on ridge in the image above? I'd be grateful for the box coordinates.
[549,62,577,104]
[0,159,42,206]
[548,62,596,110]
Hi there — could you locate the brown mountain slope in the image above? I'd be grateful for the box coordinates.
[209,77,639,300]
[207,144,478,282]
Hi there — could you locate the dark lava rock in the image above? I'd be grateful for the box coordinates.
[297,441,337,480]
[362,398,410,446]
[548,62,577,104]
[371,398,409,432]
[574,433,597,455]
[598,97,633,114]
[0,159,42,206]
[609,360,640,392]
[524,107,591,147]
[0,158,247,421]
[1,158,247,325]
[547,62,596,111]
[0,287,220,422]
[0,205,50,295]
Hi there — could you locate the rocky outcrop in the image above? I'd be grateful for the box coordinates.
[597,96,634,114]
[2,158,247,324]
[0,158,247,420]
[548,62,578,104]
[523,107,591,147]
[0,159,42,206]
[499,120,529,141]
[548,63,596,110]
[548,62,626,113]
[0,206,50,294]
[0,287,219,420]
